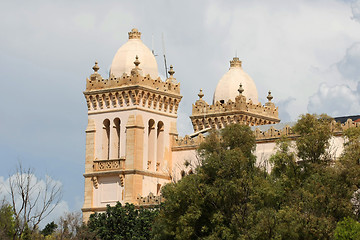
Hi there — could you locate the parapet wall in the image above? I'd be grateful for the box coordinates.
[172,118,360,150]
[190,93,280,131]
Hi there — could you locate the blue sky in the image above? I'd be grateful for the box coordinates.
[0,0,360,223]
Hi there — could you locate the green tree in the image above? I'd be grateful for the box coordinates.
[40,221,57,237]
[0,201,16,240]
[152,124,269,239]
[152,114,360,239]
[292,113,332,164]
[88,202,158,240]
[334,217,360,240]
[267,114,357,239]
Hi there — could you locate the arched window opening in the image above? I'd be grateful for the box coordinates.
[102,119,110,159]
[156,121,164,171]
[148,119,156,170]
[112,118,121,158]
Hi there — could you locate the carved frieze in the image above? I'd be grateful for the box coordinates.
[93,159,125,171]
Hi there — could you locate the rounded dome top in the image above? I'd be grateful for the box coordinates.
[110,29,159,79]
[213,57,258,104]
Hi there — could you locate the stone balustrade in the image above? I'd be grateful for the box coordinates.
[93,158,126,171]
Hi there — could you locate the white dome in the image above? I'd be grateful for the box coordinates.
[110,29,159,79]
[213,57,258,104]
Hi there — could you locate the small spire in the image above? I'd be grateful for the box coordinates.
[92,61,99,73]
[168,65,175,77]
[238,83,244,95]
[198,89,204,99]
[134,55,140,67]
[267,91,273,102]
[230,57,242,68]
[128,28,141,39]
[131,56,143,76]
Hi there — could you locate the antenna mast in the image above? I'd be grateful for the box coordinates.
[151,34,157,56]
[162,33,168,79]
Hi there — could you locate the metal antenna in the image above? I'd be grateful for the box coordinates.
[151,34,157,56]
[162,33,169,79]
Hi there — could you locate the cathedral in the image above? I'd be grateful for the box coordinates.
[81,28,359,221]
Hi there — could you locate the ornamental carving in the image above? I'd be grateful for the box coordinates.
[137,192,163,206]
[190,93,280,131]
[93,159,125,171]
[91,176,98,189]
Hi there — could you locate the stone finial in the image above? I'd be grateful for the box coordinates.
[168,65,175,77]
[230,57,242,68]
[267,91,273,102]
[131,56,143,76]
[198,89,204,99]
[128,28,141,39]
[134,55,140,67]
[238,83,244,95]
[92,61,99,73]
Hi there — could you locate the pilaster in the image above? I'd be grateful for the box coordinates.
[125,114,144,203]
[82,119,96,221]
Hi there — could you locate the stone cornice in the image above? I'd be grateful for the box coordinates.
[87,106,179,118]
[84,85,181,99]
[84,86,182,116]
[83,169,171,180]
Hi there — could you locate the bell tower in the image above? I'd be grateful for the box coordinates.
[82,29,182,221]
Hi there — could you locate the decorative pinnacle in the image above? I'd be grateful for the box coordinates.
[128,28,141,39]
[198,89,204,99]
[134,55,140,67]
[267,91,273,102]
[92,61,99,73]
[230,57,242,68]
[168,65,175,77]
[238,83,244,95]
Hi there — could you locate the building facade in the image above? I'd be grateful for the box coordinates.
[81,28,360,221]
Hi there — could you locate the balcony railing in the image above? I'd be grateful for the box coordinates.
[93,158,125,171]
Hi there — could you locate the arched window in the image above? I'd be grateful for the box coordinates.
[148,119,156,170]
[112,118,121,158]
[156,121,164,171]
[102,119,110,159]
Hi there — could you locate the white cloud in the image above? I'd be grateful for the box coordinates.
[308,82,360,116]
[351,0,360,22]
[276,97,296,122]
[337,42,360,81]
[307,39,360,117]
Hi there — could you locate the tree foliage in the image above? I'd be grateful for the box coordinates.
[40,221,57,237]
[152,124,265,239]
[0,201,16,240]
[334,217,360,240]
[88,202,158,240]
[152,115,360,239]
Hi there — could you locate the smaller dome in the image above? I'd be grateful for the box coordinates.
[110,29,159,79]
[213,57,258,104]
